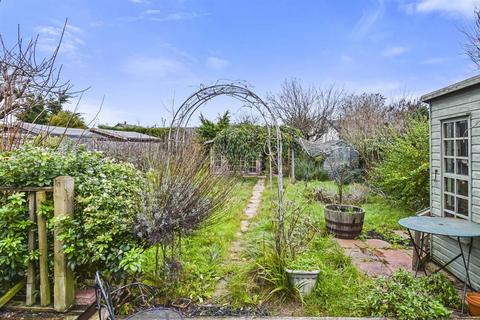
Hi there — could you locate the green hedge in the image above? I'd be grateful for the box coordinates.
[0,146,145,284]
[371,115,429,210]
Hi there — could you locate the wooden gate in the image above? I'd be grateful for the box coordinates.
[0,176,75,312]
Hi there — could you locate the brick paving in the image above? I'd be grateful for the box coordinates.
[336,238,413,276]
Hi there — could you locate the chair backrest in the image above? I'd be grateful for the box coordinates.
[95,271,116,320]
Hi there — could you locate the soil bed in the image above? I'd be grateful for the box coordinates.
[365,229,412,247]
[179,303,269,317]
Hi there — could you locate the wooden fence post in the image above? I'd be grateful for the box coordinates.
[53,176,75,312]
[25,192,36,306]
[290,148,296,183]
[36,191,51,307]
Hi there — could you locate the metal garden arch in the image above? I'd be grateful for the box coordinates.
[167,82,286,248]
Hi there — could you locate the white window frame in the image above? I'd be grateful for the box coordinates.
[441,117,471,220]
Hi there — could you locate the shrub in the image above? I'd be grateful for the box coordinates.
[48,110,87,128]
[98,124,170,139]
[136,146,234,285]
[197,111,231,145]
[0,193,34,288]
[0,146,145,281]
[371,115,429,210]
[358,270,459,320]
[213,124,302,173]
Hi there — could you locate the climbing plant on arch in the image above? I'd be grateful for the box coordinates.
[167,81,287,252]
[212,124,302,170]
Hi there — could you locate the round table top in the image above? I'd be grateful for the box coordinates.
[399,216,480,237]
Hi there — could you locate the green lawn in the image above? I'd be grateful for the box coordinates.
[226,178,414,316]
[140,177,414,314]
[141,177,257,303]
[282,180,414,238]
[136,176,454,318]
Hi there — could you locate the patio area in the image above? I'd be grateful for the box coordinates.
[336,238,412,277]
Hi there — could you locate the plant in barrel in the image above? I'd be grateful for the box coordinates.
[324,157,365,239]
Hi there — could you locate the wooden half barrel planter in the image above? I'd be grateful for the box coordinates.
[324,204,365,239]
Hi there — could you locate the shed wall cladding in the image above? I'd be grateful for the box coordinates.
[430,85,480,290]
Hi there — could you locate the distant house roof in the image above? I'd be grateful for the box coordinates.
[15,122,159,142]
[90,128,159,142]
[421,75,480,102]
[18,122,95,138]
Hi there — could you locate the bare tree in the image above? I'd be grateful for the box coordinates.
[337,93,423,170]
[0,20,75,151]
[269,79,343,141]
[465,9,480,68]
[234,110,260,125]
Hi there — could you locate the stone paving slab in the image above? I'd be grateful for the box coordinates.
[212,178,265,299]
[335,239,365,249]
[365,239,391,249]
[336,238,413,277]
[377,249,412,271]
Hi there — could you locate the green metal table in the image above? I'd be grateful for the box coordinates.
[399,216,480,313]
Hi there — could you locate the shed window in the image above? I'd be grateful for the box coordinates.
[442,118,470,219]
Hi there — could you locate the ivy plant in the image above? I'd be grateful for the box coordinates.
[213,124,303,169]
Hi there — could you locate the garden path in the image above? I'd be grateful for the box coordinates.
[336,238,412,276]
[212,178,265,299]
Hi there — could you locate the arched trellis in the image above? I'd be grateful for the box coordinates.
[167,81,285,250]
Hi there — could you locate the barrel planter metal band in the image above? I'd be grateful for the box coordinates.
[324,204,365,239]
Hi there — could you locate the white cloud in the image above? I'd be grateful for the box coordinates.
[122,56,190,78]
[381,46,410,57]
[408,0,480,18]
[149,12,202,22]
[36,23,85,59]
[351,0,385,38]
[206,56,230,70]
[122,10,204,23]
[143,9,161,15]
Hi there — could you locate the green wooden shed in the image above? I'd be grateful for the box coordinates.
[422,75,480,289]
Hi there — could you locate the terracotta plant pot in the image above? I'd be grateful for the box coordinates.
[467,292,480,316]
[324,204,365,239]
[285,269,320,297]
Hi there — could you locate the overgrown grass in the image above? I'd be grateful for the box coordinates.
[226,179,371,316]
[141,177,257,302]
[286,180,413,236]
[140,177,451,318]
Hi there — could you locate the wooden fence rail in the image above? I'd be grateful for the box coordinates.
[0,176,75,312]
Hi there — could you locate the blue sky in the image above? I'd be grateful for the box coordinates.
[0,0,479,126]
